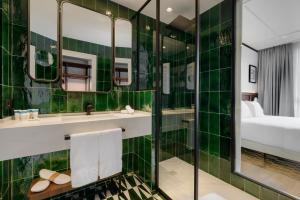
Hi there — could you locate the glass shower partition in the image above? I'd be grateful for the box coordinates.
[158,0,197,199]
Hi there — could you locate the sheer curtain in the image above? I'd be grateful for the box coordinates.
[293,42,300,117]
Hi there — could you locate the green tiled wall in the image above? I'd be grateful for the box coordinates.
[0,0,144,119]
[197,1,294,200]
[30,32,57,80]
[62,36,113,91]
[0,135,153,200]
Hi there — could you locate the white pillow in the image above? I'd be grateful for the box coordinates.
[241,101,253,118]
[246,101,264,117]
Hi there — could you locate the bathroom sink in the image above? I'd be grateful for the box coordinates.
[0,111,152,161]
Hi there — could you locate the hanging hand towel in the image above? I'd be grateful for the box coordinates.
[70,131,99,188]
[98,128,123,179]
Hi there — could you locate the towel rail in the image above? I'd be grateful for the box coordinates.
[64,128,126,140]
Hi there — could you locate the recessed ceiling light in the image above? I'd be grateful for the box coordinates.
[166,7,173,12]
[163,46,166,49]
[106,10,112,16]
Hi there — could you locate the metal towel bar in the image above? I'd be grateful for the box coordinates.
[64,128,126,140]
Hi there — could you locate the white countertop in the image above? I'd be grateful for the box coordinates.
[0,111,151,130]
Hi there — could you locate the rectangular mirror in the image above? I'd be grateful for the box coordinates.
[235,0,300,198]
[29,0,58,82]
[114,19,132,86]
[61,2,112,92]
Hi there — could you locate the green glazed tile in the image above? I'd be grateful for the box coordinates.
[209,134,220,156]
[12,178,32,200]
[220,137,230,160]
[260,187,278,200]
[209,92,220,113]
[33,154,50,177]
[12,157,33,180]
[208,154,220,178]
[209,69,220,91]
[50,150,68,172]
[199,151,209,172]
[219,158,230,183]
[67,92,83,112]
[231,173,245,190]
[209,113,220,135]
[245,179,260,198]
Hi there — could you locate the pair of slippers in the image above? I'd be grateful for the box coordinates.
[31,169,71,193]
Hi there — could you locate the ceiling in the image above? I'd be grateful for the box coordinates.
[111,0,223,24]
[242,0,300,50]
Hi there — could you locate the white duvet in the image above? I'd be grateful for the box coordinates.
[241,116,300,152]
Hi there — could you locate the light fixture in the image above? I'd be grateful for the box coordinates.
[166,7,173,13]
[146,25,151,31]
[163,46,166,49]
[186,46,190,50]
[106,10,112,16]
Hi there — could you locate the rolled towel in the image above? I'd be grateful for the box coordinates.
[125,105,135,114]
[39,169,71,185]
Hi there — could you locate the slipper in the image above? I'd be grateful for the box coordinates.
[31,180,50,193]
[39,169,71,185]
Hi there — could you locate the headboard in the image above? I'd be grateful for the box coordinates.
[242,93,258,101]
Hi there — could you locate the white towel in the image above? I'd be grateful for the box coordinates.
[98,128,123,179]
[70,131,99,188]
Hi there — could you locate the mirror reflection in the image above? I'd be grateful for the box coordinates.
[29,0,58,81]
[61,3,112,92]
[114,19,132,86]
[236,0,300,198]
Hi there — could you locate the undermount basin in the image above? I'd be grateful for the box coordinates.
[0,111,152,161]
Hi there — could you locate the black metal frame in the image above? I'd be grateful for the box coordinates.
[113,17,133,87]
[27,0,61,83]
[231,1,298,199]
[58,0,114,92]
[248,65,257,83]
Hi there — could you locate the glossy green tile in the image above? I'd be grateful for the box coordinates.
[10,0,28,26]
[96,93,108,111]
[12,178,31,200]
[230,173,245,190]
[245,179,260,198]
[220,68,231,91]
[12,157,33,180]
[209,4,220,28]
[67,92,83,112]
[209,113,220,135]
[209,69,220,91]
[11,25,27,57]
[33,154,50,177]
[209,134,220,156]
[220,137,230,160]
[50,150,68,172]
[208,154,220,178]
[220,114,231,138]
[219,158,230,183]
[261,187,278,200]
[209,92,220,113]
[209,48,220,70]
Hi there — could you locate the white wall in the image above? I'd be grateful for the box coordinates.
[241,45,258,93]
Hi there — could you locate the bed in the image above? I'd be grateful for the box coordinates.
[241,93,300,162]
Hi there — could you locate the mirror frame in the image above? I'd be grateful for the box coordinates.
[58,0,114,92]
[113,17,133,87]
[232,0,298,199]
[27,0,60,83]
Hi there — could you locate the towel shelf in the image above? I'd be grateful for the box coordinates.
[64,128,126,140]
